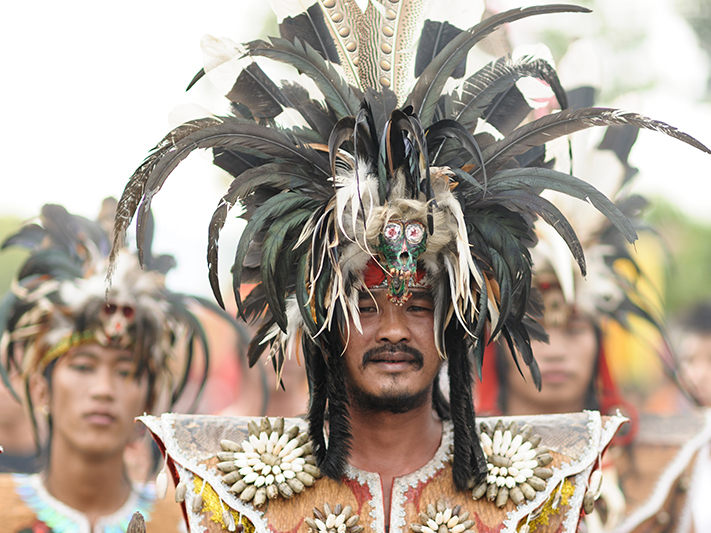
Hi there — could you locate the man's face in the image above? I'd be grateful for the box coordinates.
[680,332,711,406]
[504,315,598,413]
[44,343,149,458]
[342,288,441,412]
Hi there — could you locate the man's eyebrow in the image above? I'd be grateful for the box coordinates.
[67,352,98,360]
[408,290,434,301]
[357,290,379,301]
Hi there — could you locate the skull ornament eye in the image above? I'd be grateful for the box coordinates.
[404,221,425,244]
[383,222,403,242]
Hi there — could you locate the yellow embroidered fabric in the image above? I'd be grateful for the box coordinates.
[526,479,574,531]
[193,474,256,532]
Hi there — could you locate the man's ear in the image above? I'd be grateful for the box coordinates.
[29,373,50,411]
[26,373,52,446]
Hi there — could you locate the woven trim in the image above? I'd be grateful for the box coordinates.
[344,466,384,532]
[389,421,454,533]
[615,409,711,533]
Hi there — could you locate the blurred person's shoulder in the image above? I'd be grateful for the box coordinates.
[0,473,44,532]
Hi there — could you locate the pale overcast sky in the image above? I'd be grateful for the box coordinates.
[2,0,710,298]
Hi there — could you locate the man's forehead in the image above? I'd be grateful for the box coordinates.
[66,344,135,363]
[358,288,433,301]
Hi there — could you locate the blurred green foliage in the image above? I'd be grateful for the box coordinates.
[646,201,711,313]
[0,217,28,295]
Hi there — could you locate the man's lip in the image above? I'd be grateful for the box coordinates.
[367,352,416,364]
[84,412,117,425]
[540,370,573,384]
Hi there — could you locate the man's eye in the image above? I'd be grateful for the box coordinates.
[116,365,137,378]
[69,364,93,373]
[359,306,377,313]
[409,306,432,313]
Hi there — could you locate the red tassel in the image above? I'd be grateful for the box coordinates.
[474,336,502,416]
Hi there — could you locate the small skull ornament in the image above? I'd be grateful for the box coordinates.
[97,300,136,348]
[376,220,427,304]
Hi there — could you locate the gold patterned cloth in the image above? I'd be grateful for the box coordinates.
[140,412,625,533]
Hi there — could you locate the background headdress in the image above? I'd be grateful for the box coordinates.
[0,198,238,443]
[110,0,710,489]
[475,85,692,441]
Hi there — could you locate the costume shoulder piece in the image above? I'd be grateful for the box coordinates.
[140,412,625,533]
[611,409,711,533]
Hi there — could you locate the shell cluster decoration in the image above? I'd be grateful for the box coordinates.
[216,417,321,507]
[472,420,554,507]
[410,500,475,533]
[305,503,363,533]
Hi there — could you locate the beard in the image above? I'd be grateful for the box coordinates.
[346,342,432,414]
[347,382,431,414]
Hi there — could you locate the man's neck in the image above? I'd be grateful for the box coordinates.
[506,393,584,416]
[346,402,443,525]
[44,440,132,526]
[347,403,442,474]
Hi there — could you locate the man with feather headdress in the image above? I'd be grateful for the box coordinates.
[0,199,243,532]
[110,1,710,531]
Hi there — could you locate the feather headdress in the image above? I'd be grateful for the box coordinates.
[0,199,238,443]
[529,84,680,363]
[474,85,691,443]
[110,0,710,489]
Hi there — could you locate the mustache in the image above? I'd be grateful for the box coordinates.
[361,343,424,370]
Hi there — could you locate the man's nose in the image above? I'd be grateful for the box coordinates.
[376,304,411,344]
[90,366,116,400]
[533,330,568,360]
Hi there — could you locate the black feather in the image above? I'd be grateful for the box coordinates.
[186,68,206,91]
[226,63,285,119]
[415,20,467,79]
[477,107,711,180]
[455,55,568,134]
[447,324,488,489]
[248,37,361,120]
[407,5,590,128]
[279,3,340,64]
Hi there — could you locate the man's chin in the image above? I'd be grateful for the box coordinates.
[348,385,430,414]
